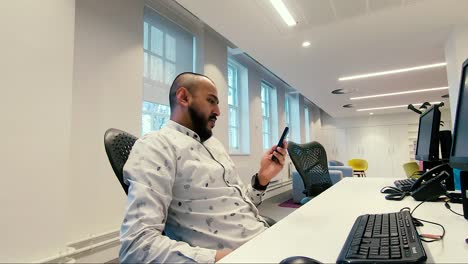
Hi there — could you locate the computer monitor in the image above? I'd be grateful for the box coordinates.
[415,105,441,161]
[450,59,468,170]
[449,57,468,220]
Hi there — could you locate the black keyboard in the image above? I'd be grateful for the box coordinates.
[394,178,417,192]
[337,211,427,264]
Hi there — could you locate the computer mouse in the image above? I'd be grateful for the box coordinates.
[279,256,322,264]
[381,186,401,194]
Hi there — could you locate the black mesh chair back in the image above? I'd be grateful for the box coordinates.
[287,141,333,197]
[104,128,138,195]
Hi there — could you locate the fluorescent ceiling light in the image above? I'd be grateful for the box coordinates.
[350,87,448,100]
[302,41,311,47]
[270,0,297,26]
[357,102,441,112]
[339,62,447,81]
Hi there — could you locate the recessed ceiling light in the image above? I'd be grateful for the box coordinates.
[369,113,374,115]
[350,87,448,100]
[302,41,311,47]
[356,101,441,111]
[342,104,355,108]
[339,62,447,81]
[442,94,449,98]
[270,0,297,26]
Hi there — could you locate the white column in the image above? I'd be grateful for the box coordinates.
[444,25,468,127]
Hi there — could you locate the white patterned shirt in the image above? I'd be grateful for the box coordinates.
[119,120,269,263]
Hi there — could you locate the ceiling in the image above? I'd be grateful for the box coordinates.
[176,0,468,117]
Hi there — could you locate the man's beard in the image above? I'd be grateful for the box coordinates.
[188,105,214,142]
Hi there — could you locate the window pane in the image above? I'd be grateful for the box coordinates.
[263,133,269,149]
[230,127,239,150]
[144,52,149,78]
[261,86,265,102]
[150,26,163,56]
[142,114,152,135]
[228,88,234,105]
[143,22,149,50]
[165,34,176,62]
[263,117,269,133]
[232,86,238,106]
[229,106,238,127]
[165,62,176,85]
[228,66,233,87]
[143,101,154,111]
[150,55,163,82]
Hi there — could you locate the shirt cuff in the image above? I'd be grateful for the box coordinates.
[193,247,217,263]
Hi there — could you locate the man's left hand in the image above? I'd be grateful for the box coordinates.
[257,141,288,186]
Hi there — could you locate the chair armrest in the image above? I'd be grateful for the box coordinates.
[329,170,343,184]
[261,215,277,226]
[328,165,353,178]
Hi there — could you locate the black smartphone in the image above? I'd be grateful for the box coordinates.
[272,127,289,162]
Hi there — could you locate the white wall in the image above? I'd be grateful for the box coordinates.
[318,109,452,178]
[0,0,75,262]
[445,25,468,126]
[321,108,451,129]
[70,0,144,244]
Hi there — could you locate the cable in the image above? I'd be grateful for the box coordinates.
[444,200,464,217]
[410,200,427,215]
[401,200,446,243]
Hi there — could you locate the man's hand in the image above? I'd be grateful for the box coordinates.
[257,141,288,186]
[215,249,232,262]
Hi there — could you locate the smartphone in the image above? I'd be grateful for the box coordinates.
[272,127,289,162]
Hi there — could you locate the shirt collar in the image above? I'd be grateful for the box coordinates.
[165,120,201,142]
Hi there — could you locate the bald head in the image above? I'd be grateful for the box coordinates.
[169,72,215,113]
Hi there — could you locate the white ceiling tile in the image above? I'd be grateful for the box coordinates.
[331,0,367,20]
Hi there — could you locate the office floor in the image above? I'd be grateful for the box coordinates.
[257,190,298,222]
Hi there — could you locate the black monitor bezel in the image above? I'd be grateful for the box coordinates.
[450,58,468,170]
[415,105,441,161]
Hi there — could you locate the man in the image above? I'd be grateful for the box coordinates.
[120,72,287,263]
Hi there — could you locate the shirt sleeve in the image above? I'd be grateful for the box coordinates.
[119,136,217,263]
[245,180,266,206]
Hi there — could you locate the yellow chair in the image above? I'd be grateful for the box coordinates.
[348,159,368,177]
[403,161,423,179]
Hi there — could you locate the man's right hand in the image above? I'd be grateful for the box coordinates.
[215,249,232,262]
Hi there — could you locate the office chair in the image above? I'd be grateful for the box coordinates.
[403,161,423,179]
[287,141,334,204]
[348,159,368,177]
[104,128,138,195]
[103,128,276,226]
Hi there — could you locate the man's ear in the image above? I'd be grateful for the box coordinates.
[176,87,191,108]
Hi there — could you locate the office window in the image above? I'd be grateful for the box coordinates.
[227,58,250,154]
[304,105,310,142]
[261,82,278,149]
[142,7,196,135]
[285,93,300,142]
[228,63,239,150]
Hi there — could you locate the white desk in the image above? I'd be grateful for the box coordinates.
[220,178,468,263]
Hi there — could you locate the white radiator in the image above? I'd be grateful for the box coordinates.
[37,229,120,263]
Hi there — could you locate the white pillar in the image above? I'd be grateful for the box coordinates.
[444,25,468,127]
